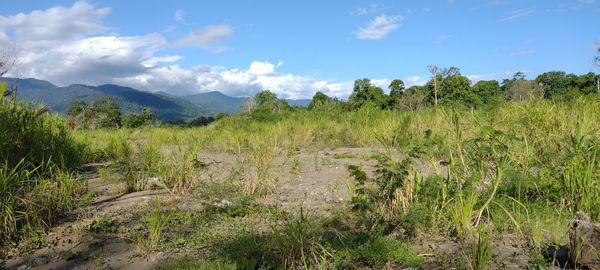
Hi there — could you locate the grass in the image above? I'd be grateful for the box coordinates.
[137,201,171,254]
[0,101,87,254]
[4,96,600,268]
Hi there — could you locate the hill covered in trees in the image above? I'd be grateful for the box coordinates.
[1,78,311,120]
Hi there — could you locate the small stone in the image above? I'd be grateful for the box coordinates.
[216,199,232,208]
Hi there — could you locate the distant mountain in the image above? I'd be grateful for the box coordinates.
[2,77,312,119]
[3,78,208,121]
[185,91,245,115]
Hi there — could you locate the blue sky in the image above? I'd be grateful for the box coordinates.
[0,0,598,98]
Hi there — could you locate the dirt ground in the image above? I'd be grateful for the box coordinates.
[3,148,536,270]
[3,148,382,269]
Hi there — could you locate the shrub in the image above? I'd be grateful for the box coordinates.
[0,102,85,171]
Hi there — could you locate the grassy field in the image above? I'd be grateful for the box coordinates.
[2,97,600,269]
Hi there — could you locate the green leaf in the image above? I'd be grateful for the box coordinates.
[0,81,6,103]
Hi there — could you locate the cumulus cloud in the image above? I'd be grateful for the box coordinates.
[0,1,402,100]
[0,1,110,41]
[113,61,380,99]
[248,61,275,75]
[356,15,403,40]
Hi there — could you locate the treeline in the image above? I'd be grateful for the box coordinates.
[66,99,222,129]
[240,69,599,120]
[323,69,600,112]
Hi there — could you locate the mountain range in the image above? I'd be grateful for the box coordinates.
[1,78,310,120]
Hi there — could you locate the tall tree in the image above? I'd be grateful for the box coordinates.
[438,74,479,106]
[388,79,405,108]
[395,85,426,111]
[472,80,502,105]
[349,78,389,109]
[535,71,579,99]
[92,98,122,128]
[252,90,289,115]
[504,80,544,101]
[501,71,527,93]
[309,91,334,110]
[427,65,460,105]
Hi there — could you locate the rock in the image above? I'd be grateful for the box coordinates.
[569,211,600,270]
[216,199,232,208]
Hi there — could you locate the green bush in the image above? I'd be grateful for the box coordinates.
[0,101,85,171]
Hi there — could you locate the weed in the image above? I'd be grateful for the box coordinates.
[468,231,493,270]
[137,201,171,254]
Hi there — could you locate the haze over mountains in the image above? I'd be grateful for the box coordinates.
[1,78,310,120]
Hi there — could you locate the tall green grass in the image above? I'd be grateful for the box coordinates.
[0,101,87,253]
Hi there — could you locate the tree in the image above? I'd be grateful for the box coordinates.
[254,90,288,112]
[308,91,334,110]
[349,78,389,109]
[388,79,405,108]
[501,71,526,92]
[438,74,480,106]
[248,90,289,120]
[504,80,544,101]
[389,79,405,97]
[577,72,598,95]
[394,85,426,111]
[92,98,122,128]
[240,97,256,114]
[427,65,460,105]
[123,107,154,128]
[472,80,503,105]
[535,71,580,99]
[66,100,89,117]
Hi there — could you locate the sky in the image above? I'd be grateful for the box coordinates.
[0,0,598,99]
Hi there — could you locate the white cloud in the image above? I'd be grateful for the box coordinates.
[174,24,233,51]
[0,1,413,100]
[16,33,168,85]
[248,61,275,75]
[114,61,381,99]
[174,9,185,22]
[142,55,183,68]
[0,1,110,42]
[498,8,534,22]
[404,76,429,87]
[356,14,403,40]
